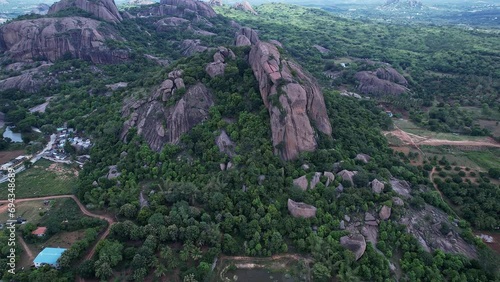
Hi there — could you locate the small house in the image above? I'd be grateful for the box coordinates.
[31,227,47,237]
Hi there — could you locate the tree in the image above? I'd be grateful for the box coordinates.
[488,168,500,179]
[313,262,332,281]
[119,203,138,219]
[94,260,113,280]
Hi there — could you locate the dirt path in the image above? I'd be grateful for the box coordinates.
[0,195,115,261]
[385,127,500,149]
[18,235,33,260]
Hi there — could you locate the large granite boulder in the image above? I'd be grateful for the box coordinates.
[248,36,332,160]
[287,199,317,218]
[205,47,236,78]
[355,67,409,96]
[379,205,391,220]
[355,153,371,163]
[337,170,357,186]
[340,234,367,260]
[235,27,259,47]
[371,179,385,194]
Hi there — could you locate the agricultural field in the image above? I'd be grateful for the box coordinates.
[0,149,25,165]
[0,159,77,199]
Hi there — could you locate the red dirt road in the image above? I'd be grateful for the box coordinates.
[0,195,115,261]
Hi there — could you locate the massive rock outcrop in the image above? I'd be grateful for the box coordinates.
[287,199,317,218]
[48,0,123,23]
[137,0,216,18]
[121,71,214,151]
[246,32,332,160]
[355,67,409,96]
[0,63,54,93]
[0,17,127,64]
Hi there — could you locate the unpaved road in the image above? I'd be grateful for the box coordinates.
[385,126,500,149]
[0,195,115,261]
[18,235,33,260]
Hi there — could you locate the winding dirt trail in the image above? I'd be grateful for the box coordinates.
[385,126,500,149]
[0,195,115,261]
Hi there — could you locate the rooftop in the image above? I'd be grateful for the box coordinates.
[33,247,66,265]
[32,226,47,235]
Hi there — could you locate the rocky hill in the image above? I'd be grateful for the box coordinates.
[48,0,123,23]
[136,0,217,18]
[0,16,127,64]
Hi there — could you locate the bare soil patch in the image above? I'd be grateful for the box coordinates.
[0,149,25,164]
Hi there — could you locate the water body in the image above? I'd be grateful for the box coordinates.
[3,127,23,142]
[225,269,297,282]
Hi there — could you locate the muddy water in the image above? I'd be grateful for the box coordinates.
[225,269,297,282]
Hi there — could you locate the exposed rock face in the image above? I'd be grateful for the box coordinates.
[362,225,379,246]
[293,175,308,191]
[365,212,376,222]
[371,179,384,194]
[313,44,330,54]
[340,234,366,260]
[235,27,259,47]
[0,63,53,93]
[180,39,208,56]
[355,153,371,163]
[337,170,357,185]
[234,1,257,15]
[391,177,412,198]
[401,204,477,259]
[215,130,235,157]
[355,67,409,96]
[48,0,123,23]
[324,171,335,187]
[121,71,213,151]
[138,0,216,18]
[205,47,235,78]
[379,205,391,220]
[248,38,332,160]
[287,199,317,218]
[393,197,404,206]
[144,54,170,66]
[0,17,127,64]
[155,17,189,32]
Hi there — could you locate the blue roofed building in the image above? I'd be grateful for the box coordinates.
[33,247,66,268]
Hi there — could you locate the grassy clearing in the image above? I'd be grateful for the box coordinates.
[0,201,47,224]
[0,159,76,199]
[394,119,486,141]
[478,119,500,137]
[464,149,500,171]
[460,107,500,121]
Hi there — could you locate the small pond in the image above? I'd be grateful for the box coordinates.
[3,127,23,142]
